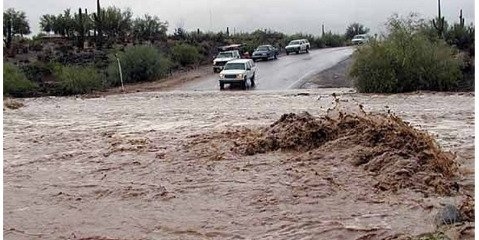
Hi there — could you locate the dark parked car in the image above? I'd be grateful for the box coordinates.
[252,45,279,61]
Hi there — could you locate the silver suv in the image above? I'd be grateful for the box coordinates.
[213,50,241,73]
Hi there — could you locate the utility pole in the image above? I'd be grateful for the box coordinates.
[209,9,212,31]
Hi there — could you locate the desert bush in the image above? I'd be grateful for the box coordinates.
[171,43,201,66]
[106,45,171,86]
[321,32,345,47]
[445,23,475,57]
[53,65,105,95]
[4,63,38,97]
[311,37,325,48]
[350,15,462,93]
[19,61,52,84]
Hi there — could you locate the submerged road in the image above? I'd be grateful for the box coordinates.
[174,46,354,91]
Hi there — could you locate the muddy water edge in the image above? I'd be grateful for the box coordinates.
[3,89,474,239]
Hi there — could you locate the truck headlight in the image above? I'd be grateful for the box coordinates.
[219,74,224,78]
[237,74,244,79]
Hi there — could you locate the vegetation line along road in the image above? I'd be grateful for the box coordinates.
[3,0,474,96]
[4,0,368,97]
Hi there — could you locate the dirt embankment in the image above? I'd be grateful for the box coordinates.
[87,65,213,97]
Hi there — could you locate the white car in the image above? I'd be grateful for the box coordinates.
[351,34,369,45]
[213,50,241,73]
[218,59,257,90]
[285,39,309,55]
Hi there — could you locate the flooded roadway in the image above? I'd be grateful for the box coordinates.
[3,89,474,239]
[174,47,354,91]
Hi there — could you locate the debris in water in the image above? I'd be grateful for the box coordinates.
[436,204,462,225]
[229,101,457,194]
[4,98,24,110]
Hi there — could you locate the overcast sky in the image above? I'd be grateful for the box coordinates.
[3,0,475,36]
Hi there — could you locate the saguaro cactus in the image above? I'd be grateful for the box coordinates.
[459,9,465,28]
[77,8,86,49]
[5,17,12,49]
[432,0,446,38]
[85,9,90,38]
[92,0,105,48]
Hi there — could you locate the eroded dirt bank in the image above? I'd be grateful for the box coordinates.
[3,89,474,239]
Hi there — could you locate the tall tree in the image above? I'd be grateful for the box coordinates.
[3,8,31,48]
[132,14,168,43]
[51,13,66,36]
[49,9,75,37]
[102,7,132,44]
[62,9,75,37]
[345,23,370,40]
[40,14,56,33]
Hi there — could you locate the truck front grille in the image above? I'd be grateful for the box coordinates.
[224,74,237,79]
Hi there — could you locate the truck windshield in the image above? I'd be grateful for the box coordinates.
[289,41,300,45]
[224,63,245,70]
[217,52,233,58]
[256,46,269,51]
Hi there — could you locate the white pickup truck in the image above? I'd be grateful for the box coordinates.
[351,34,370,45]
[218,59,257,90]
[285,39,310,55]
[213,50,241,73]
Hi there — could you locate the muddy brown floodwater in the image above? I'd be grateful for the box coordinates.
[3,89,474,240]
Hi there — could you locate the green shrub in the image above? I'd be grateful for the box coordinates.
[321,32,345,47]
[53,65,105,95]
[106,45,171,86]
[4,63,38,97]
[350,15,462,93]
[171,43,201,66]
[445,23,475,56]
[19,61,52,84]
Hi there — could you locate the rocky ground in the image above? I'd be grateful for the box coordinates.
[3,88,474,240]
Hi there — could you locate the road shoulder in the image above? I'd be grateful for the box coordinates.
[300,57,354,89]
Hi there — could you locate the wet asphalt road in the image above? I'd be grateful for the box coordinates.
[174,46,354,91]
